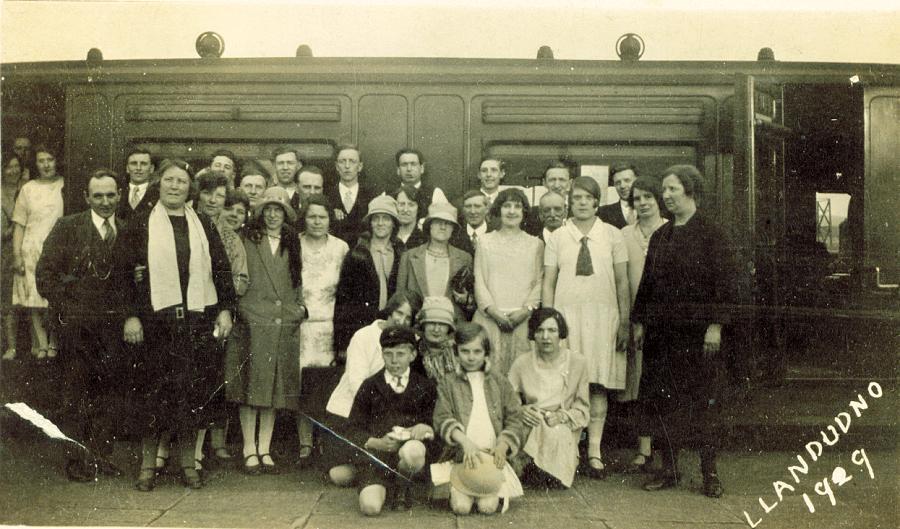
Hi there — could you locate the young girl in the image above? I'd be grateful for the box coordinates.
[432,322,526,515]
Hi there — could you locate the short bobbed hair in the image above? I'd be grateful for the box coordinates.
[454,322,492,357]
[224,188,250,210]
[489,188,530,219]
[527,307,569,340]
[660,164,704,201]
[380,289,424,321]
[570,176,601,204]
[197,170,230,193]
[627,175,665,210]
[300,193,336,232]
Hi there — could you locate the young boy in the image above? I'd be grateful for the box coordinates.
[348,325,437,516]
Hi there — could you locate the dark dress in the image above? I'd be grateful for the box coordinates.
[631,214,737,446]
[332,235,402,353]
[119,212,236,435]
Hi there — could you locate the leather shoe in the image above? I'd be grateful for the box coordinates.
[180,467,203,489]
[95,458,123,477]
[643,471,678,491]
[703,473,724,498]
[65,459,96,483]
[243,454,261,476]
[259,454,279,475]
[134,468,156,492]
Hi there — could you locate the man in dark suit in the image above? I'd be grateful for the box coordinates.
[36,168,128,482]
[395,148,448,214]
[117,148,158,220]
[597,162,638,229]
[326,144,378,244]
[271,145,303,215]
[450,190,492,256]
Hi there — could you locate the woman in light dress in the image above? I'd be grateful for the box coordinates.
[508,308,589,488]
[11,144,64,359]
[542,176,630,479]
[472,188,543,375]
[297,194,350,459]
[617,176,668,473]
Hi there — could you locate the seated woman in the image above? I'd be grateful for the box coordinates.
[432,322,526,515]
[507,308,589,488]
[324,289,423,486]
[412,296,458,385]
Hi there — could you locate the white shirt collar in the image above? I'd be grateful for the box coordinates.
[339,181,359,193]
[129,181,149,192]
[481,189,499,202]
[620,200,633,218]
[467,222,488,238]
[90,210,115,237]
[384,368,411,393]
[542,227,554,241]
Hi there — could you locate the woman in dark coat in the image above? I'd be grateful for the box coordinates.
[631,164,738,498]
[121,159,236,491]
[225,186,306,475]
[333,195,404,354]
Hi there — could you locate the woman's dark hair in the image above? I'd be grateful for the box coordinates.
[527,307,569,340]
[627,175,665,211]
[32,143,56,159]
[224,188,250,210]
[389,185,421,223]
[489,187,530,220]
[570,176,601,205]
[660,164,704,201]
[454,322,492,357]
[300,193,336,233]
[380,289,424,321]
[2,150,24,172]
[197,170,230,194]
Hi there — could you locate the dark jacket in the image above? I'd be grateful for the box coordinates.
[35,210,127,321]
[396,243,472,320]
[333,235,403,353]
[597,202,628,229]
[348,368,437,449]
[449,223,493,257]
[324,181,379,245]
[117,182,160,222]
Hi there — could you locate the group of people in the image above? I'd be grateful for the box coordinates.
[1,138,738,515]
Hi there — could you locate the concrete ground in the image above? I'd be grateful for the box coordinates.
[1,350,897,528]
[0,431,897,529]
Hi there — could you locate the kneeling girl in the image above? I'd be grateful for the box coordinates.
[433,322,526,515]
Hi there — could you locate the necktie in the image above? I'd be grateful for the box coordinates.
[393,375,404,393]
[102,218,115,247]
[343,189,353,212]
[471,230,478,245]
[575,236,594,276]
[130,186,140,209]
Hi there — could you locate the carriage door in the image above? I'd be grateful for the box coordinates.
[733,74,790,309]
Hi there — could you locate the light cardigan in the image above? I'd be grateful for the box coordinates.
[432,368,527,458]
[147,203,217,311]
[326,319,386,418]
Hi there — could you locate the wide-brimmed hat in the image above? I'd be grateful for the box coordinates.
[362,194,399,224]
[422,202,460,233]
[449,455,505,498]
[254,186,297,222]
[417,296,455,331]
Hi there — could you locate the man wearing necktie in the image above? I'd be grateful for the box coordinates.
[450,190,491,256]
[326,144,379,244]
[118,148,158,221]
[36,169,129,482]
[598,162,638,229]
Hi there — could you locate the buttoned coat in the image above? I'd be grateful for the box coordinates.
[225,234,305,409]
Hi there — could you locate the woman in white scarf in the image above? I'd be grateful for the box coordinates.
[121,159,235,492]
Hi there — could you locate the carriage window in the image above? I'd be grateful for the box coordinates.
[815,192,851,255]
